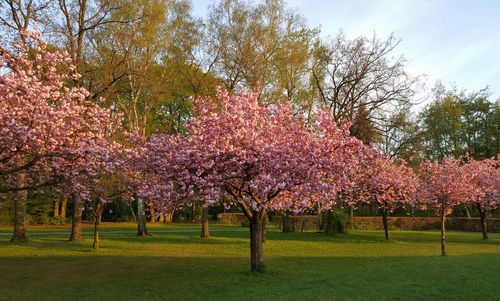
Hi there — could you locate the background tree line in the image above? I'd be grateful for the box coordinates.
[1,0,499,226]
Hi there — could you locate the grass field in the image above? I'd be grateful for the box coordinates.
[1,223,500,300]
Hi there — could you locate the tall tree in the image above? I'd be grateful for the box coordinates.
[420,84,500,160]
[207,0,316,103]
[311,32,417,134]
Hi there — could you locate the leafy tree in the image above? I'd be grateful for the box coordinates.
[420,84,500,160]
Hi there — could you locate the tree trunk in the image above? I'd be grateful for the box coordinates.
[60,195,68,219]
[249,215,264,273]
[137,198,148,236]
[53,196,60,217]
[479,206,488,240]
[440,206,446,256]
[349,206,354,230]
[165,212,173,223]
[200,207,210,239]
[282,213,292,233]
[92,202,102,250]
[317,208,324,231]
[150,205,156,224]
[325,209,335,234]
[381,208,390,240]
[11,170,28,243]
[70,196,83,242]
[262,213,267,243]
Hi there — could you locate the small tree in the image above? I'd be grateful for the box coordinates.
[467,158,500,239]
[419,158,481,256]
[357,153,419,240]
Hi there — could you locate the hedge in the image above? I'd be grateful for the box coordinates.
[217,213,500,232]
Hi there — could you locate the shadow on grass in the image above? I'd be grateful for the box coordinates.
[1,253,500,301]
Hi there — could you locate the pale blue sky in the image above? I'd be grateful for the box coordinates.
[192,0,500,100]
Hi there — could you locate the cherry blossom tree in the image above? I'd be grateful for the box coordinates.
[467,158,500,240]
[356,152,419,240]
[142,89,361,272]
[419,157,482,256]
[0,33,120,242]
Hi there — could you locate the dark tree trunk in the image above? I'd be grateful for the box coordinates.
[479,206,488,240]
[11,170,28,243]
[282,213,292,233]
[250,214,265,273]
[53,196,60,217]
[70,196,83,242]
[262,213,267,243]
[150,205,156,224]
[349,206,354,230]
[317,208,324,231]
[60,195,68,219]
[325,209,335,234]
[191,203,196,223]
[200,207,210,239]
[440,205,446,256]
[92,202,103,250]
[381,208,390,240]
[137,198,148,236]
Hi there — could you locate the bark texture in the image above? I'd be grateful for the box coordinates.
[200,207,211,239]
[136,198,148,236]
[479,207,488,240]
[282,213,292,233]
[381,208,390,240]
[440,206,446,256]
[92,202,103,249]
[325,210,335,234]
[250,215,265,273]
[11,170,28,243]
[70,196,83,242]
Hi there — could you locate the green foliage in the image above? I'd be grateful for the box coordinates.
[421,84,500,160]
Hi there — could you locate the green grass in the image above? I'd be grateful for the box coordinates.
[1,223,500,300]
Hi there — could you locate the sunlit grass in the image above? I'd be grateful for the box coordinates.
[1,223,499,300]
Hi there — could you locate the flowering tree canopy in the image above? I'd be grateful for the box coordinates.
[419,157,482,255]
[0,33,120,194]
[355,152,419,239]
[139,89,362,272]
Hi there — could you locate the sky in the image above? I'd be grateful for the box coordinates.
[192,0,500,101]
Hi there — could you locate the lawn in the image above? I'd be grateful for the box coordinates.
[1,223,500,300]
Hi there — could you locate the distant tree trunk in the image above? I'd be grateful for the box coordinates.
[200,207,210,239]
[478,205,488,240]
[159,214,165,223]
[150,205,156,223]
[92,202,103,250]
[380,208,390,240]
[282,213,292,233]
[325,210,335,234]
[60,195,68,220]
[440,204,446,256]
[11,169,28,243]
[191,203,196,223]
[349,206,354,230]
[53,195,60,217]
[70,196,83,242]
[317,208,324,231]
[137,198,148,236]
[249,213,265,273]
